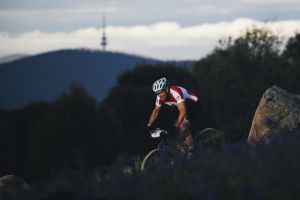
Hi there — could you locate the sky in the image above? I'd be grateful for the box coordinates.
[0,0,300,60]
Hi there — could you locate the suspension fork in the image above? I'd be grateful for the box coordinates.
[161,136,168,161]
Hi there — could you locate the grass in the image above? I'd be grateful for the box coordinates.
[7,130,300,200]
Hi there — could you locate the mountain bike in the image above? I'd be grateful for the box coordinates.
[141,127,224,172]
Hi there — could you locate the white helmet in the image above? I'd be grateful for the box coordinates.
[152,77,167,93]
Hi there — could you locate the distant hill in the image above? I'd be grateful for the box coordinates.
[0,54,29,64]
[0,49,193,109]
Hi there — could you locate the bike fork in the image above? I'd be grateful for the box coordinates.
[158,141,167,161]
[163,144,166,161]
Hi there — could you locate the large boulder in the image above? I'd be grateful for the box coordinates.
[248,86,300,143]
[0,175,29,199]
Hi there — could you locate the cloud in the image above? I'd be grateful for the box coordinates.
[2,0,300,34]
[241,0,300,5]
[1,18,299,60]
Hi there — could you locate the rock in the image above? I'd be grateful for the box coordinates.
[0,175,30,199]
[248,86,300,143]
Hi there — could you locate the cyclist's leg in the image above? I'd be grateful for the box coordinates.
[179,118,194,150]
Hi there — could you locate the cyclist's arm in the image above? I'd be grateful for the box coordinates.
[175,101,187,127]
[147,106,161,127]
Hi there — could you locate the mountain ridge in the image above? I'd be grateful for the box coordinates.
[0,54,29,64]
[0,49,193,109]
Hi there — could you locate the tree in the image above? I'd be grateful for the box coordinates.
[193,27,284,141]
[282,33,300,93]
[0,102,49,179]
[26,84,101,179]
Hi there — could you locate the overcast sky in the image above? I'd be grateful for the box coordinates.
[1,0,300,60]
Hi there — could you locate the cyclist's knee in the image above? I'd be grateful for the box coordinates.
[179,125,191,135]
[180,120,190,131]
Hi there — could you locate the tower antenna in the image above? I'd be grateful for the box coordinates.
[101,13,107,51]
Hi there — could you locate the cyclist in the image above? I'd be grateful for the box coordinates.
[147,77,198,153]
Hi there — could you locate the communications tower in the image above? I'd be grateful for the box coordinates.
[101,14,107,51]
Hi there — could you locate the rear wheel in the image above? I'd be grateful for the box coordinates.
[195,128,224,150]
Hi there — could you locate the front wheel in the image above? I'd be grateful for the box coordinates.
[140,148,175,172]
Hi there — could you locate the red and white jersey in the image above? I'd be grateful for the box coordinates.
[155,86,198,107]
